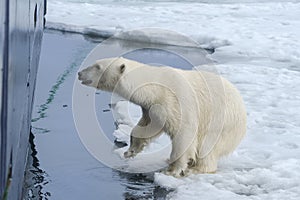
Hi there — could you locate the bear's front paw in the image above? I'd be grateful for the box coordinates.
[124,149,137,158]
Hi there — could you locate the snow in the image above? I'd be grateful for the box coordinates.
[46,0,300,199]
[155,159,300,199]
[47,0,300,61]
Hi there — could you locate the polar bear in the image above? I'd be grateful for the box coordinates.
[78,57,247,177]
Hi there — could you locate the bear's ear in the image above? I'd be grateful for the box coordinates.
[120,64,126,73]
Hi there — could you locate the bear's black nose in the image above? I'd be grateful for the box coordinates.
[78,72,82,77]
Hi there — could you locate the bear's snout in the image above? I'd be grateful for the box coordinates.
[78,71,93,85]
[78,71,85,81]
[78,71,82,78]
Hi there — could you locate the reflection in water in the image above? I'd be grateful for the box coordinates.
[24,131,171,200]
[114,170,173,200]
[31,61,78,124]
[23,132,51,200]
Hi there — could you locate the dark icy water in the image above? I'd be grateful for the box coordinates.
[24,30,210,200]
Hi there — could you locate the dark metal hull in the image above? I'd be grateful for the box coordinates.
[0,0,46,199]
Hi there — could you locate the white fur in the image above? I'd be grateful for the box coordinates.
[78,57,247,177]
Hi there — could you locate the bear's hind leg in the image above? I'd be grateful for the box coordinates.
[193,154,218,174]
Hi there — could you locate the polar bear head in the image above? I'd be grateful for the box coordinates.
[78,57,126,92]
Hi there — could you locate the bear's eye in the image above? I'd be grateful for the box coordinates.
[95,64,100,70]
